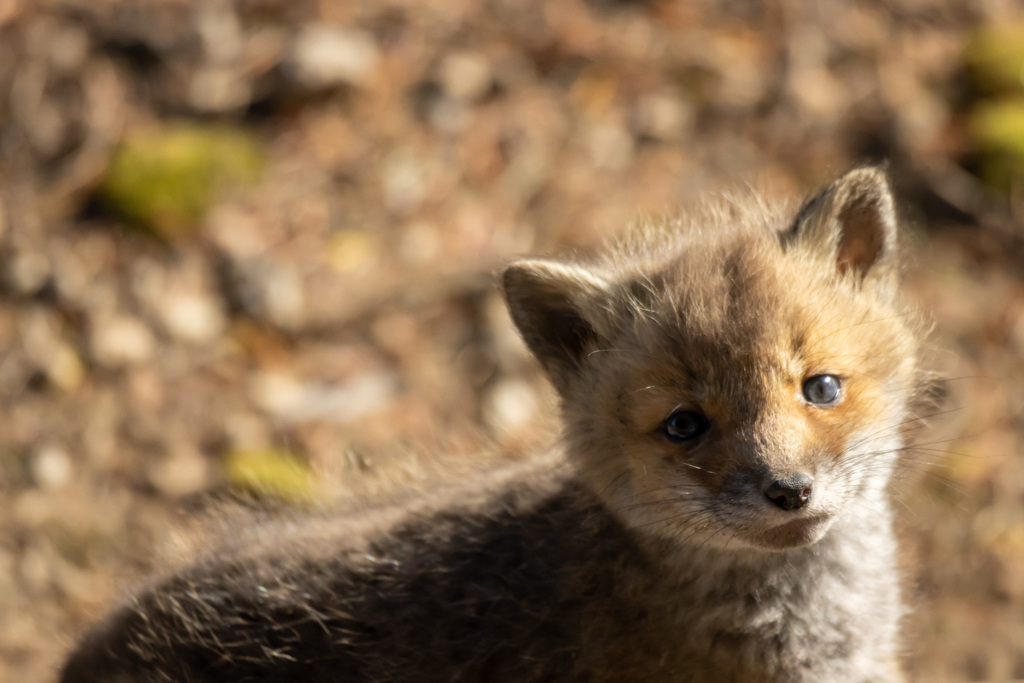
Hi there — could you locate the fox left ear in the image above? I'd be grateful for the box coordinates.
[785,166,899,284]
[502,258,615,397]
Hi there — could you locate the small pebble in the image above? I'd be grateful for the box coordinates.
[440,52,492,102]
[91,315,157,367]
[289,25,379,88]
[31,445,72,490]
[160,292,225,344]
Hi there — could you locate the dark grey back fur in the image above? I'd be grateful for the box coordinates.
[62,473,660,682]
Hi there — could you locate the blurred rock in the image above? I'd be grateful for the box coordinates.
[126,368,164,413]
[50,236,117,310]
[222,410,272,449]
[439,52,493,102]
[90,315,157,367]
[189,65,251,112]
[6,249,50,295]
[382,148,427,215]
[586,121,633,170]
[206,203,273,258]
[787,25,846,121]
[18,544,52,595]
[147,445,211,498]
[18,307,83,391]
[45,342,84,392]
[188,3,245,113]
[10,59,65,156]
[30,445,72,490]
[288,25,379,88]
[196,0,242,66]
[48,23,89,72]
[326,229,377,274]
[395,220,443,265]
[229,258,307,330]
[632,92,692,143]
[484,377,538,435]
[158,291,226,345]
[240,26,287,78]
[251,371,398,424]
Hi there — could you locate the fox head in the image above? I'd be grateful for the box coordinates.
[504,168,926,552]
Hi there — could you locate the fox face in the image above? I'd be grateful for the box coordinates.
[505,168,923,553]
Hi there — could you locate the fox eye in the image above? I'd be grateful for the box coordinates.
[662,411,709,443]
[803,374,842,405]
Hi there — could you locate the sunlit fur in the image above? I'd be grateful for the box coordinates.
[61,168,927,683]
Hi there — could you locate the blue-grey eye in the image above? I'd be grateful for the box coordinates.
[803,374,842,405]
[663,411,709,443]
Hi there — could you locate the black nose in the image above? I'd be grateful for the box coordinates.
[765,473,814,511]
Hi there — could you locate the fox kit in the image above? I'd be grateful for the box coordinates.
[61,167,927,682]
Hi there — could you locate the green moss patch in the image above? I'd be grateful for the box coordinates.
[223,448,318,503]
[99,123,264,239]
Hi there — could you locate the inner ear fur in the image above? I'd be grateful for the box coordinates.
[785,166,899,283]
[502,259,613,394]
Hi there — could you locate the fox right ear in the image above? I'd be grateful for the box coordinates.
[786,166,899,288]
[502,259,612,395]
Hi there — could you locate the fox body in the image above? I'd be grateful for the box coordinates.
[61,168,927,682]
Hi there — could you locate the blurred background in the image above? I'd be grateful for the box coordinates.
[1,0,1023,680]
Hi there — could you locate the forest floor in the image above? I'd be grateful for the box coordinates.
[2,1,1024,681]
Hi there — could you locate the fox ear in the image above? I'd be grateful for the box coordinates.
[502,259,612,395]
[786,166,899,283]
